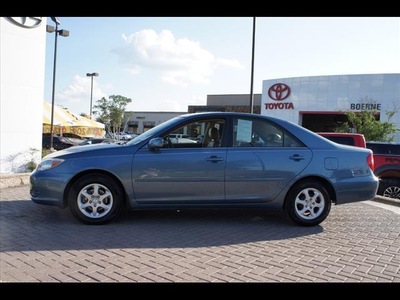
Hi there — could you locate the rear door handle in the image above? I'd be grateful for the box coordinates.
[289,154,306,161]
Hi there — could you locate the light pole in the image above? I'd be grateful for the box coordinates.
[249,17,256,114]
[86,72,99,118]
[46,17,69,151]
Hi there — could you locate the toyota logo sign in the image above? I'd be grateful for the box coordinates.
[5,17,43,29]
[268,83,291,101]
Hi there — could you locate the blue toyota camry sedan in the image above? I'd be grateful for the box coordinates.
[30,112,379,226]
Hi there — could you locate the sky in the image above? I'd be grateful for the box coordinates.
[44,17,400,116]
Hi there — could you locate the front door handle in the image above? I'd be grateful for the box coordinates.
[206,155,224,163]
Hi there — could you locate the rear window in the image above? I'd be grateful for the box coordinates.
[366,143,400,155]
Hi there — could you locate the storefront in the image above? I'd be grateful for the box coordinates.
[261,74,400,141]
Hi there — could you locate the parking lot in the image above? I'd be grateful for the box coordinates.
[1,185,400,284]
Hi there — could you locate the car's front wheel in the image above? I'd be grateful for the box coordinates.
[284,180,331,226]
[68,174,123,225]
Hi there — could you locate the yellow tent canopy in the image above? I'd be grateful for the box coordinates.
[43,102,105,138]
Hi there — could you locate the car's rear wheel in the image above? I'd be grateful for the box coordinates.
[284,179,331,226]
[68,173,123,225]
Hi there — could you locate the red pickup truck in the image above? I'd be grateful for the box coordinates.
[318,132,400,200]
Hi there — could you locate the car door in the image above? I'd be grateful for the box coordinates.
[131,118,227,205]
[225,116,312,203]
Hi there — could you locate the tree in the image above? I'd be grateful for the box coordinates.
[92,95,132,137]
[336,102,399,142]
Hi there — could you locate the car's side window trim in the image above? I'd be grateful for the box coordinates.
[232,116,305,148]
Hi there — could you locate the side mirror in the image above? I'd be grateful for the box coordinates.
[148,137,164,150]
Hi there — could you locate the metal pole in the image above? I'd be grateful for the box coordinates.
[90,75,94,118]
[87,73,98,118]
[50,23,59,151]
[249,17,256,114]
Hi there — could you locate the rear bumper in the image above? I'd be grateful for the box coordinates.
[334,178,379,205]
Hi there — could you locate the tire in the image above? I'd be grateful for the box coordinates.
[68,173,123,225]
[377,178,400,200]
[284,180,331,226]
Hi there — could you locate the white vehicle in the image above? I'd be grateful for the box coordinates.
[168,134,197,144]
[115,132,131,140]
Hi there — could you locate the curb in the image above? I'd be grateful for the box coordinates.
[0,173,31,189]
[371,195,400,207]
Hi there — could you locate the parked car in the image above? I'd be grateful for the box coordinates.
[126,132,139,139]
[168,133,198,144]
[42,134,77,151]
[31,112,379,226]
[318,132,400,200]
[366,141,400,199]
[115,132,132,140]
[317,132,366,147]
[77,138,115,146]
[61,133,85,143]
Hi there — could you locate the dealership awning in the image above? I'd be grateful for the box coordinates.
[43,102,105,138]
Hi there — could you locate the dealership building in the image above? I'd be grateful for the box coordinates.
[1,17,46,173]
[1,16,399,174]
[261,74,400,141]
[187,74,400,142]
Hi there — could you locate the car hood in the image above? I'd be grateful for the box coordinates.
[44,143,123,158]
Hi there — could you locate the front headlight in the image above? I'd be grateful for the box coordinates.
[37,158,65,171]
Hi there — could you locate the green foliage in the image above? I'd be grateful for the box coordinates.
[92,95,132,135]
[336,110,399,142]
[26,148,40,172]
[26,160,37,172]
[42,148,51,158]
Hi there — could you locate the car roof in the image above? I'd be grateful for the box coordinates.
[317,132,365,137]
[178,111,295,123]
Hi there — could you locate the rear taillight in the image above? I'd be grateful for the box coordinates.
[367,152,375,171]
